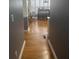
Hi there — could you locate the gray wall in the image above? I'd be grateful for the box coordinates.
[9,0,24,59]
[48,0,69,59]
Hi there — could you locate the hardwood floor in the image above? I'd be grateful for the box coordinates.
[21,19,55,59]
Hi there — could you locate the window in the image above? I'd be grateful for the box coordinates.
[31,0,50,16]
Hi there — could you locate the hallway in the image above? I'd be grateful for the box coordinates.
[9,0,69,59]
[22,19,54,59]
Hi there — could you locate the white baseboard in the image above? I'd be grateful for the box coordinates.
[48,40,58,59]
[18,40,26,59]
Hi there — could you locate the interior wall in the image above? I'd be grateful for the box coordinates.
[23,0,31,30]
[23,0,28,17]
[9,0,24,59]
[48,0,69,59]
[23,0,28,30]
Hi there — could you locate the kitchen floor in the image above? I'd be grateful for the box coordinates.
[21,19,55,59]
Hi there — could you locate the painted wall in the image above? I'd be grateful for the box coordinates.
[23,0,31,30]
[9,0,24,59]
[23,0,28,30]
[23,0,28,17]
[48,0,69,59]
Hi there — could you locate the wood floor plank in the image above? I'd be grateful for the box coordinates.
[22,19,54,59]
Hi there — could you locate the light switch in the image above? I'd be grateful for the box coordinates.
[11,14,14,22]
[15,50,17,57]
